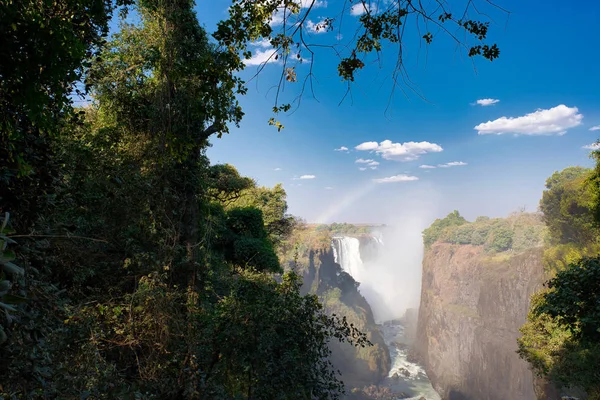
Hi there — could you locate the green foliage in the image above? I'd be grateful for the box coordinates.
[484,220,513,252]
[208,164,255,204]
[0,0,369,397]
[316,223,372,236]
[540,167,596,246]
[225,180,295,246]
[216,1,501,83]
[0,213,25,344]
[538,257,600,342]
[422,210,468,248]
[0,0,129,228]
[424,211,544,254]
[518,258,600,396]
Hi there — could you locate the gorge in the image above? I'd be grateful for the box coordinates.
[307,212,554,400]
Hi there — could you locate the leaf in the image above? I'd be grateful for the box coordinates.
[0,301,17,312]
[1,294,29,304]
[2,262,24,276]
[0,249,16,263]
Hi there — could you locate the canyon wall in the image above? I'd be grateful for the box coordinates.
[415,243,546,400]
[295,248,391,389]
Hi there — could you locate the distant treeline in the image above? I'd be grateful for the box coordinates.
[423,210,545,253]
[314,223,375,236]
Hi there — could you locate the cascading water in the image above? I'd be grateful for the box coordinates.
[331,235,440,400]
[332,236,366,282]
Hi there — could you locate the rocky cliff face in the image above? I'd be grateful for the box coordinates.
[415,244,545,400]
[300,248,391,389]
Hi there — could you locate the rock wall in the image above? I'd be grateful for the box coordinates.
[415,244,545,400]
[302,248,391,390]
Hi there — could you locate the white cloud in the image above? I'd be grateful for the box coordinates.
[336,33,343,41]
[355,142,379,151]
[300,0,328,7]
[370,166,378,170]
[355,158,374,163]
[244,48,278,66]
[299,174,316,179]
[373,174,419,183]
[306,19,330,34]
[590,125,600,131]
[252,38,272,48]
[325,186,334,190]
[274,167,282,171]
[474,105,583,136]
[438,161,467,168]
[350,2,377,15]
[474,98,500,106]
[419,165,436,169]
[583,143,600,150]
[355,140,443,161]
[334,146,349,151]
[367,161,379,166]
[359,167,367,171]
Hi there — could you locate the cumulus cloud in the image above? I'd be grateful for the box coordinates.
[334,146,349,151]
[590,125,600,131]
[474,104,583,136]
[419,165,436,169]
[325,186,334,190]
[355,140,443,161]
[370,166,378,170]
[373,174,419,183]
[355,158,374,163]
[583,143,600,150]
[355,142,379,151]
[350,2,377,15]
[368,161,380,166]
[299,174,316,179]
[244,48,278,66]
[274,167,282,171]
[359,167,367,171]
[474,98,500,106]
[438,161,467,168]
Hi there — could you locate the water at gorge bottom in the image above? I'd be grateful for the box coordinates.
[378,321,440,400]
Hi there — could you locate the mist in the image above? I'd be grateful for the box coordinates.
[351,186,441,323]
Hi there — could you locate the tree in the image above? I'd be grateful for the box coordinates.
[540,166,596,246]
[422,210,468,248]
[518,257,600,398]
[1,0,376,397]
[0,0,132,228]
[213,0,506,126]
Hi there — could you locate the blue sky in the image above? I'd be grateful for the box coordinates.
[198,0,600,224]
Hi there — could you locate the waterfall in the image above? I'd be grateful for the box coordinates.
[332,236,365,280]
[331,234,440,399]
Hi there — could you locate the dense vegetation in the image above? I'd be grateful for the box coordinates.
[0,0,506,397]
[422,210,545,253]
[517,163,600,399]
[0,1,376,398]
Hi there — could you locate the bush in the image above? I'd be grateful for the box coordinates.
[485,221,513,252]
[423,210,468,248]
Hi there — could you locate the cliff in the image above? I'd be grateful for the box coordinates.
[278,224,391,391]
[416,243,545,400]
[305,248,391,389]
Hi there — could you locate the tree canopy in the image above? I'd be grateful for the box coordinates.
[0,0,372,397]
[518,165,600,399]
